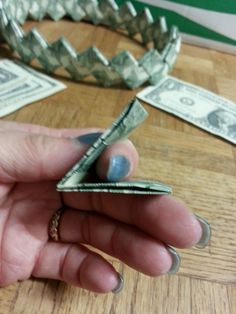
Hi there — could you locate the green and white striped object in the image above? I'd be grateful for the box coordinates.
[117,0,236,54]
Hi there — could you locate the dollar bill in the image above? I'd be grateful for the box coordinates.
[58,181,172,195]
[137,76,236,145]
[0,59,66,117]
[57,98,172,195]
[0,59,29,91]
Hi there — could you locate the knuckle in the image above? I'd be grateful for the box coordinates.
[22,133,49,178]
[23,133,44,161]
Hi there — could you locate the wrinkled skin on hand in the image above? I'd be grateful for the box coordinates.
[0,121,202,293]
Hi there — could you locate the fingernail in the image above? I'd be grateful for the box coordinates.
[195,214,211,249]
[112,273,124,294]
[76,132,103,145]
[167,246,181,274]
[107,155,130,182]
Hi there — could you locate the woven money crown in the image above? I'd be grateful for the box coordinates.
[0,0,181,89]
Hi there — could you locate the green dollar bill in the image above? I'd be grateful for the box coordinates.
[0,59,66,117]
[58,181,172,195]
[137,76,236,145]
[57,98,172,195]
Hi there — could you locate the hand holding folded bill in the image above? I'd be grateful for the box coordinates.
[57,98,172,195]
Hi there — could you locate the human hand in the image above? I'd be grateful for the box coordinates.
[0,120,210,293]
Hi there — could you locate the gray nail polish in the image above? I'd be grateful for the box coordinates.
[112,273,124,294]
[167,246,181,274]
[195,214,211,249]
[76,132,103,145]
[107,155,130,182]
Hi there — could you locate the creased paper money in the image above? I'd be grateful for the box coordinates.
[0,59,66,117]
[57,98,172,195]
[0,0,181,89]
[137,76,236,145]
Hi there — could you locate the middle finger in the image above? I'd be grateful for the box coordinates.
[63,193,203,249]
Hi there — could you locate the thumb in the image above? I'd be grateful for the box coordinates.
[0,131,84,182]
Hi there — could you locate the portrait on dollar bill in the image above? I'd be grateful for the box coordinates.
[207,109,236,139]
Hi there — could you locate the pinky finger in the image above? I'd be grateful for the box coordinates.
[32,242,123,294]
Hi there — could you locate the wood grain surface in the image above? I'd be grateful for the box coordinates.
[0,19,236,314]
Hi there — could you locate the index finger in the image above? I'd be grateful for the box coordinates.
[0,124,138,183]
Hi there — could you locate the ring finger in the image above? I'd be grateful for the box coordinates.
[50,207,179,277]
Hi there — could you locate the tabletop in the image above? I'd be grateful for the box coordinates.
[0,18,236,314]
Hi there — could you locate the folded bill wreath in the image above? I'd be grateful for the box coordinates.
[0,0,181,89]
[57,98,172,195]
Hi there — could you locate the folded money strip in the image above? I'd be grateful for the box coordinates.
[57,99,172,195]
[0,0,181,89]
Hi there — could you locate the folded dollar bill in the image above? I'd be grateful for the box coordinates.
[137,76,236,145]
[57,181,171,195]
[0,59,66,117]
[57,98,172,195]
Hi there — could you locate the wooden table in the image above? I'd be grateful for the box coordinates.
[1,19,236,314]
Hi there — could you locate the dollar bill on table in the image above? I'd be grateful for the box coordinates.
[0,59,66,117]
[57,98,172,195]
[0,60,29,91]
[137,76,236,145]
